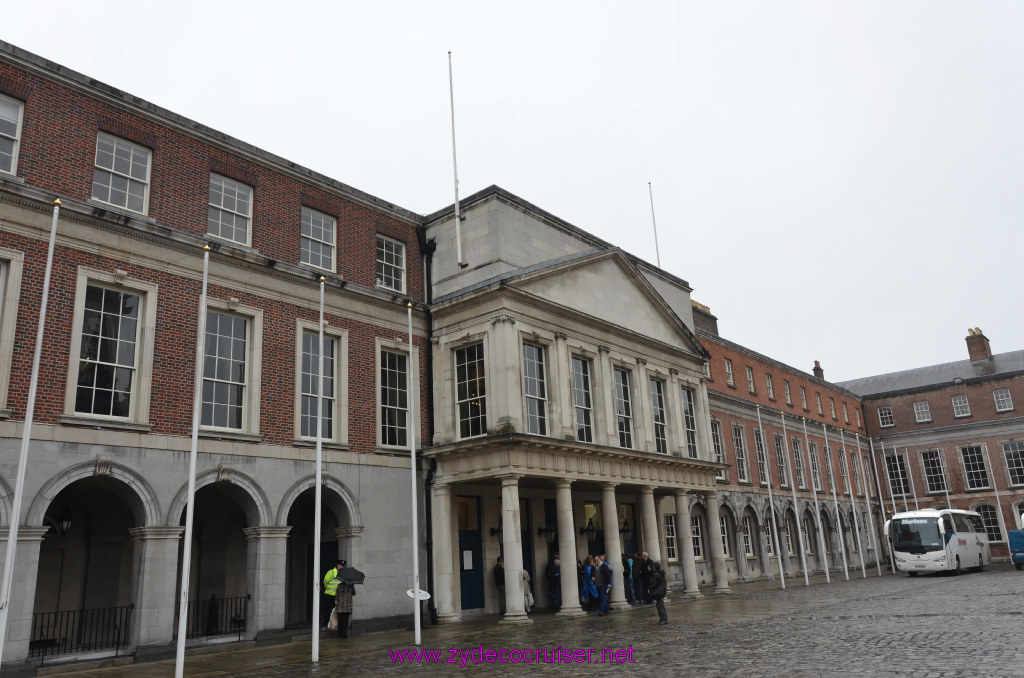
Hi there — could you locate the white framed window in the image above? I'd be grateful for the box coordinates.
[993,388,1013,412]
[300,206,336,271]
[976,504,1002,542]
[842,402,849,424]
[824,444,836,492]
[664,514,678,562]
[733,425,749,482]
[724,359,734,386]
[681,386,698,458]
[1004,441,1024,486]
[921,450,947,493]
[855,408,862,428]
[0,94,24,175]
[786,518,799,555]
[571,355,594,443]
[523,342,548,435]
[455,343,486,439]
[746,366,756,393]
[691,515,704,559]
[613,367,633,448]
[809,441,822,491]
[784,380,792,405]
[864,455,874,497]
[850,451,861,495]
[92,133,151,214]
[792,437,806,489]
[711,420,726,480]
[800,386,808,410]
[703,361,711,380]
[208,174,252,245]
[914,401,932,423]
[815,392,823,416]
[719,515,731,558]
[376,235,406,292]
[878,406,894,427]
[649,378,668,454]
[62,268,158,426]
[960,446,989,489]
[0,249,25,416]
[764,517,774,555]
[835,447,848,493]
[754,427,769,486]
[803,517,815,554]
[202,303,263,434]
[378,343,411,448]
[295,322,348,445]
[742,516,755,557]
[774,434,789,487]
[952,394,971,418]
[886,453,910,496]
[765,374,775,399]
[829,397,837,419]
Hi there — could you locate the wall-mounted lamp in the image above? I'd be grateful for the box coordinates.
[58,507,73,537]
[618,520,634,544]
[490,517,503,537]
[579,519,598,545]
[537,525,556,544]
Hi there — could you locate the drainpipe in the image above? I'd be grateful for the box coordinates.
[416,227,438,623]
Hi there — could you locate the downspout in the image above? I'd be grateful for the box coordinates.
[417,226,438,623]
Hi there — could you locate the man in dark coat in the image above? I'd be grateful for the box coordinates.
[650,561,668,624]
[493,556,505,614]
[638,551,655,603]
[333,560,356,638]
[593,554,611,616]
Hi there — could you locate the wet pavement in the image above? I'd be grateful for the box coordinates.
[37,564,1024,677]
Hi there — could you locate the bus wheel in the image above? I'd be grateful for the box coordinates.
[977,555,984,572]
[953,556,962,576]
[908,571,918,577]
[1016,563,1022,571]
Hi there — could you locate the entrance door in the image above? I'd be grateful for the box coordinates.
[457,496,484,610]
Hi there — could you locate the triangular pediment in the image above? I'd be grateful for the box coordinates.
[509,251,706,357]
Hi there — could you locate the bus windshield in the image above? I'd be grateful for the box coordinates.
[892,517,943,553]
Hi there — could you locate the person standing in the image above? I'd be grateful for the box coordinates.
[583,555,597,611]
[650,561,668,625]
[638,551,655,603]
[522,568,534,613]
[593,554,611,616]
[321,559,343,629]
[622,553,634,604]
[493,556,506,615]
[333,560,356,638]
[550,557,562,612]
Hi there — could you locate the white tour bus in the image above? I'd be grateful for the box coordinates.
[885,508,992,576]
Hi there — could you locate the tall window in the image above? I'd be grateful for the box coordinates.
[993,388,1014,412]
[855,409,862,428]
[746,366,756,393]
[976,504,1002,542]
[824,444,836,492]
[1004,441,1024,486]
[800,386,808,410]
[664,514,678,561]
[711,420,726,480]
[886,454,910,496]
[522,343,548,435]
[878,406,894,427]
[74,285,141,418]
[92,133,151,214]
[960,446,989,489]
[613,367,633,448]
[803,517,814,554]
[742,516,755,557]
[792,438,806,489]
[208,175,252,245]
[202,311,247,429]
[914,401,932,423]
[850,452,861,495]
[300,331,337,439]
[754,428,769,486]
[300,207,336,271]
[784,380,792,405]
[842,402,849,424]
[765,374,775,399]
[764,517,774,555]
[571,356,593,443]
[733,425,749,482]
[863,455,874,497]
[0,94,23,175]
[774,434,789,487]
[952,395,971,418]
[835,447,848,493]
[724,359,734,386]
[455,344,486,438]
[809,442,822,491]
[649,378,667,453]
[921,450,947,493]
[681,387,698,458]
[376,235,405,292]
[815,393,823,416]
[719,515,731,558]
[691,516,704,559]
[379,349,408,446]
[827,397,836,419]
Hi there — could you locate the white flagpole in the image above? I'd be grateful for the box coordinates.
[801,418,829,583]
[448,51,466,270]
[981,443,1008,542]
[0,199,61,671]
[408,302,422,645]
[840,429,867,579]
[647,182,661,268]
[892,445,909,512]
[904,448,920,510]
[756,407,785,589]
[312,277,325,662]
[856,436,883,577]
[780,414,809,586]
[175,245,211,678]
[875,440,899,576]
[880,443,898,516]
[822,424,849,580]
[937,448,952,509]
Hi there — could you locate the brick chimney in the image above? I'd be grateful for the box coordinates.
[812,360,824,379]
[966,328,992,362]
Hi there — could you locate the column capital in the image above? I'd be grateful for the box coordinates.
[129,526,184,542]
[554,478,573,490]
[433,483,452,496]
[242,526,292,540]
[335,525,365,539]
[601,481,619,491]
[640,485,656,495]
[0,526,49,543]
[496,474,523,486]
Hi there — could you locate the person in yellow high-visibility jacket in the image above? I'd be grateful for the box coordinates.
[320,559,344,628]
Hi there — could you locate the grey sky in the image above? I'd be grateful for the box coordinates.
[5,1,1022,382]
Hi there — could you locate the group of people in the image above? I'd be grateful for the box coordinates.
[577,551,668,624]
[321,559,357,638]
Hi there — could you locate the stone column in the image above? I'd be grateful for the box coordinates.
[554,480,586,617]
[554,332,574,439]
[498,475,530,624]
[598,346,617,446]
[334,525,365,622]
[600,483,626,606]
[0,527,48,664]
[639,486,662,563]
[705,494,731,593]
[129,526,183,647]
[674,493,701,598]
[693,379,715,461]
[666,369,684,455]
[431,483,460,623]
[243,526,291,635]
[632,359,650,452]
[490,314,523,433]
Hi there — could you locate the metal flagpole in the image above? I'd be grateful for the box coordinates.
[756,407,785,589]
[312,277,325,662]
[647,182,661,268]
[856,436,883,577]
[175,245,211,678]
[448,51,466,270]
[822,424,849,580]
[937,447,952,509]
[840,429,867,579]
[874,440,898,576]
[780,414,809,586]
[893,445,909,512]
[0,199,61,672]
[880,443,898,516]
[904,448,920,510]
[801,418,829,583]
[408,302,423,644]
[981,443,1008,542]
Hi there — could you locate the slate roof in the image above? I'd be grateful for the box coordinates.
[837,350,1024,397]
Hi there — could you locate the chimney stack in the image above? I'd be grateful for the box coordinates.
[966,328,992,362]
[812,360,824,380]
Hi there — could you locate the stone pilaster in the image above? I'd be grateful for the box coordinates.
[674,492,701,598]
[243,526,292,634]
[705,494,731,592]
[0,526,49,664]
[129,526,183,647]
[431,484,460,624]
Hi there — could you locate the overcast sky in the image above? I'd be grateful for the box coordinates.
[5,2,1022,382]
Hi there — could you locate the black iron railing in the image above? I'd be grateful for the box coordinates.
[29,603,133,662]
[176,594,249,640]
